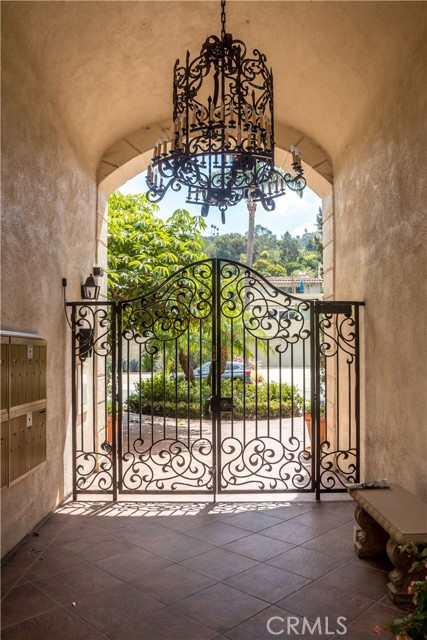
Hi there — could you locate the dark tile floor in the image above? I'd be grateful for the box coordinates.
[1,497,408,639]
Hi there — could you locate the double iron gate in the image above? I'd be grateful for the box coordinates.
[69,259,362,500]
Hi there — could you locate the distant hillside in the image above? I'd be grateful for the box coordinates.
[203,212,323,278]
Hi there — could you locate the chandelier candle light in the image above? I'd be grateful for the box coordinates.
[146,0,306,223]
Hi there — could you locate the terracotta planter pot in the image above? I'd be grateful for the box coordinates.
[107,413,113,443]
[305,412,326,448]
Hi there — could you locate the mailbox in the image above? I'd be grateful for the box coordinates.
[10,344,22,408]
[34,409,46,467]
[1,414,7,488]
[1,339,8,414]
[39,346,47,400]
[1,332,47,486]
[26,415,35,473]
[9,415,26,482]
[9,338,47,409]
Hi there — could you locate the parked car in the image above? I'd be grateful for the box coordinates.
[171,361,252,383]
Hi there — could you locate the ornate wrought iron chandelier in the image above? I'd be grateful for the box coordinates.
[146,0,306,223]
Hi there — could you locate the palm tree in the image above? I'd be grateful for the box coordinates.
[245,191,256,268]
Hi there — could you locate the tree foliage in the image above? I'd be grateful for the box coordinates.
[108,192,207,299]
[203,225,280,265]
[279,231,301,264]
[203,232,247,262]
[203,209,323,278]
[252,225,280,261]
[252,259,287,277]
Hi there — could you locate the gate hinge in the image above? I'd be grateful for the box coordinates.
[318,302,352,316]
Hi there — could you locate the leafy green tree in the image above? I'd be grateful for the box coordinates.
[108,193,210,384]
[254,225,275,239]
[276,212,323,277]
[204,224,282,266]
[202,235,216,258]
[294,211,323,276]
[203,232,247,262]
[252,259,287,277]
[300,252,319,273]
[108,192,207,299]
[279,231,301,263]
[295,229,317,253]
[252,225,280,262]
[314,206,323,254]
[245,192,256,267]
[204,212,323,277]
[285,261,302,275]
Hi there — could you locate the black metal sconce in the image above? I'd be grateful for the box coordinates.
[93,266,104,277]
[81,274,100,300]
[77,327,93,360]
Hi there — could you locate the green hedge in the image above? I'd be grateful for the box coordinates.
[127,376,302,420]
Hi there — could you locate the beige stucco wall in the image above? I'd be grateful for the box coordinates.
[1,25,98,556]
[332,35,427,499]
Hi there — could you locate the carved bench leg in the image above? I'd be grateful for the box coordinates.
[386,538,420,604]
[353,505,388,557]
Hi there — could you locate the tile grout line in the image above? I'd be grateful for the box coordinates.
[2,598,114,637]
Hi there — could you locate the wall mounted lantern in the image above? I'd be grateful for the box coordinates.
[81,274,100,300]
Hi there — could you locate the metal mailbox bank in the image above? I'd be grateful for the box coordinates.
[1,332,47,488]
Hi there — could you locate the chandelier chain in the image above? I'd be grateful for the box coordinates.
[221,0,226,39]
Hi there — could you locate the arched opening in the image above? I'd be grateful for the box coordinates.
[80,125,361,502]
[96,122,335,299]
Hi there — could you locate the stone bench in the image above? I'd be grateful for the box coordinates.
[348,483,427,603]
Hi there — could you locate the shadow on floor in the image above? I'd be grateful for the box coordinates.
[1,496,408,639]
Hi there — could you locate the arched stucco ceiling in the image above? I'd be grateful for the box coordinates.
[3,1,425,187]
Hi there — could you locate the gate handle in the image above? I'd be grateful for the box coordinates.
[219,397,235,411]
[209,396,235,413]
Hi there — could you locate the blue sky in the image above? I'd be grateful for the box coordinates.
[117,171,321,238]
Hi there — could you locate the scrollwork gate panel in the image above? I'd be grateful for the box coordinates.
[118,261,215,493]
[70,302,117,496]
[315,301,362,496]
[215,261,314,493]
[69,259,362,498]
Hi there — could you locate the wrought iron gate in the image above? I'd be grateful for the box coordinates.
[68,259,363,499]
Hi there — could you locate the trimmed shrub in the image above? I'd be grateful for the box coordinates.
[127,376,302,420]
